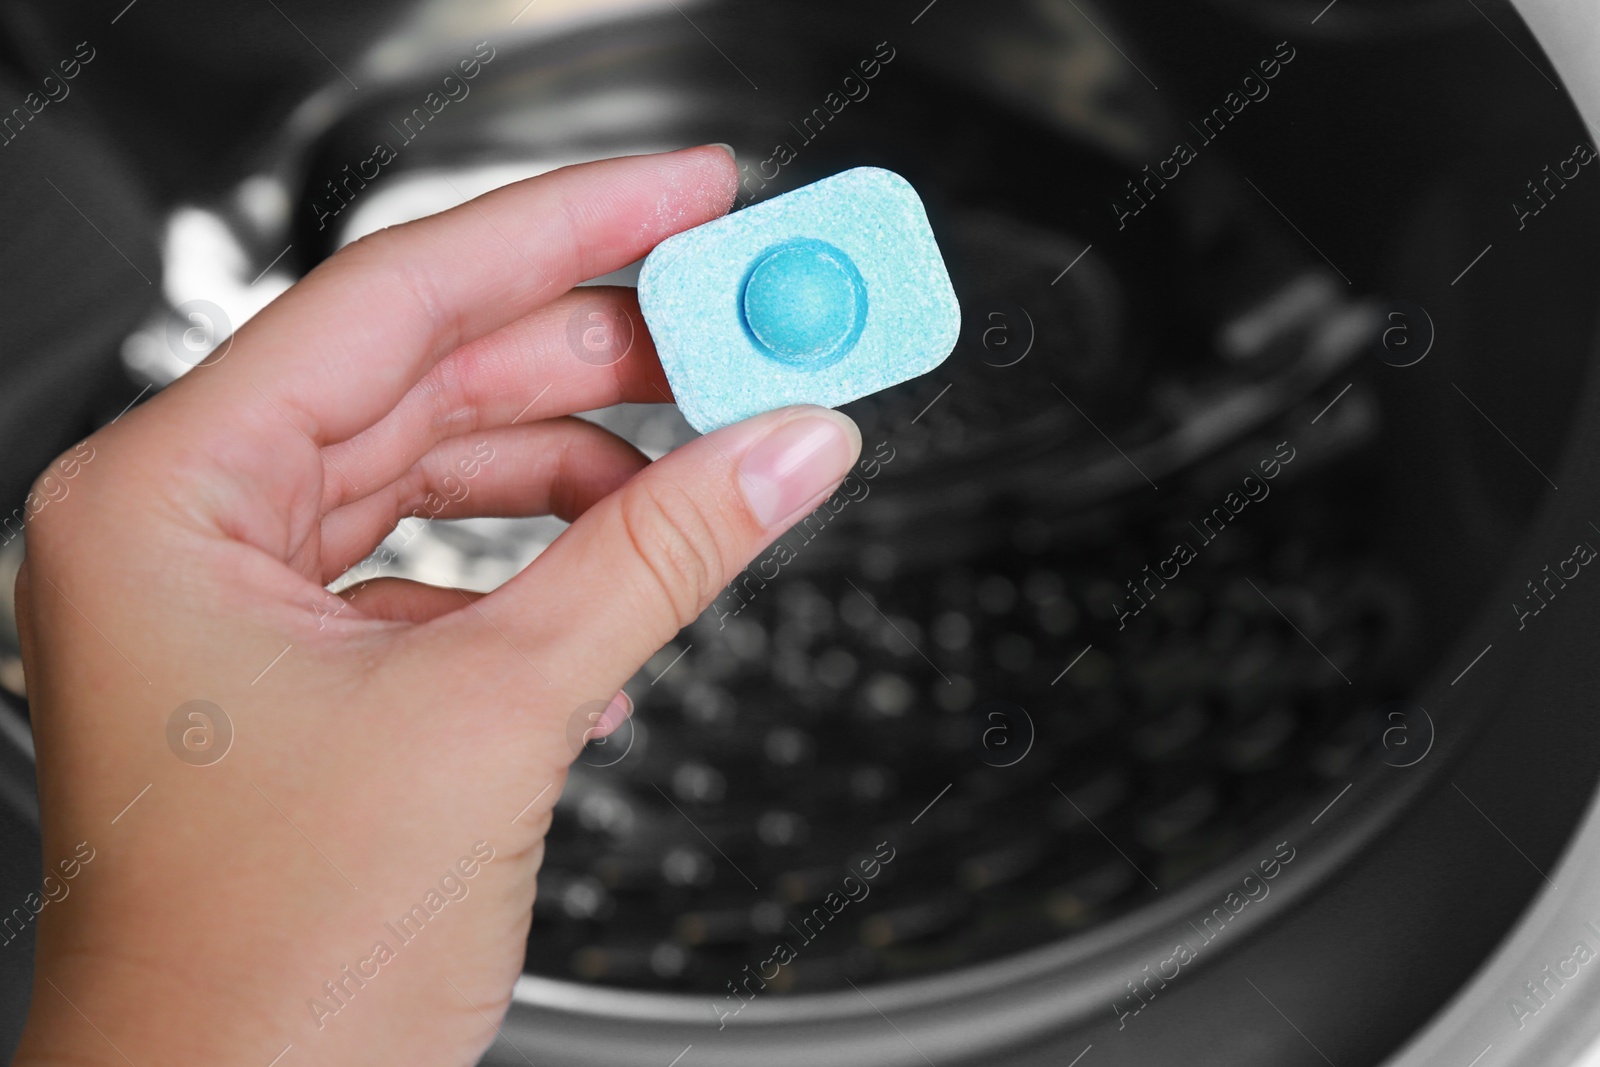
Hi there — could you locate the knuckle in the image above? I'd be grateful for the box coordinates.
[332,230,464,353]
[12,438,99,552]
[618,481,728,628]
[329,226,398,277]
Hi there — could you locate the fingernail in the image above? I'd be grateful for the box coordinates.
[709,142,736,161]
[592,692,633,739]
[737,410,861,528]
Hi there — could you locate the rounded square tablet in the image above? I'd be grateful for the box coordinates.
[637,166,961,434]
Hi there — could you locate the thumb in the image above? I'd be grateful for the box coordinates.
[477,404,862,692]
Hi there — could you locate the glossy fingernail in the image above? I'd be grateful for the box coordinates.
[592,692,633,739]
[737,410,861,528]
[708,142,736,161]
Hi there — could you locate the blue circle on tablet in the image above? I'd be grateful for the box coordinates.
[740,238,867,368]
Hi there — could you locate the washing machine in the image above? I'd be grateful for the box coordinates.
[1,1,1598,1064]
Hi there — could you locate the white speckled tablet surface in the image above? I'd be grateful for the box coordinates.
[637,167,961,434]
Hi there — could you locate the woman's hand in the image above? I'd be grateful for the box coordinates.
[10,146,861,1067]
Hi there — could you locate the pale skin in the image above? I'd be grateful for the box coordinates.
[10,146,861,1066]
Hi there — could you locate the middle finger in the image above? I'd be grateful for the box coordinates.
[319,286,666,514]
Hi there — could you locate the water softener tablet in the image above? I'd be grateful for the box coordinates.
[638,167,961,434]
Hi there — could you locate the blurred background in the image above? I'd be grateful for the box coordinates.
[3,0,1600,1063]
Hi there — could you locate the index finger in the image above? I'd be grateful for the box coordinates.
[191,146,738,449]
